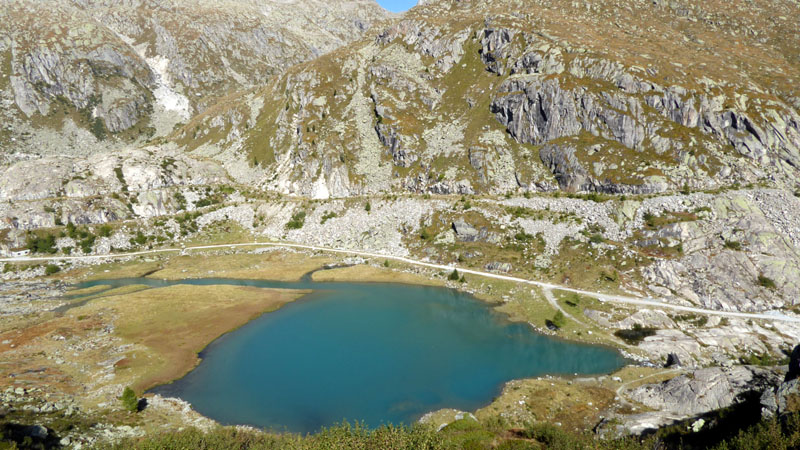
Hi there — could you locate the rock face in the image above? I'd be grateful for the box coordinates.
[761,378,800,419]
[630,366,780,417]
[0,0,388,160]
[179,0,800,197]
[761,344,800,418]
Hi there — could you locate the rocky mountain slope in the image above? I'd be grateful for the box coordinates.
[0,0,389,162]
[178,0,800,197]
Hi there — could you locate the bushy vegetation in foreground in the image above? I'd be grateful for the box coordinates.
[102,413,800,450]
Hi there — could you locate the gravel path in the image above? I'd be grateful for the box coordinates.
[5,240,800,323]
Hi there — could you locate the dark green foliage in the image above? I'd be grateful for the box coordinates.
[175,211,201,236]
[589,233,605,244]
[121,387,138,413]
[740,351,791,366]
[80,412,800,450]
[174,192,187,210]
[448,269,460,281]
[724,240,742,250]
[551,310,566,329]
[711,414,800,450]
[91,117,107,141]
[131,231,148,246]
[566,192,611,203]
[195,197,215,208]
[515,231,535,243]
[98,225,113,238]
[757,275,777,289]
[79,234,96,254]
[383,260,390,268]
[44,264,60,276]
[26,233,57,254]
[364,201,371,212]
[674,314,708,327]
[114,167,127,191]
[643,212,656,227]
[286,211,306,230]
[614,323,657,345]
[66,222,78,238]
[320,211,337,225]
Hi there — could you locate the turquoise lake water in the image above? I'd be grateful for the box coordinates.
[73,277,627,434]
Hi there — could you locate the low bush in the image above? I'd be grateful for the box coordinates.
[757,275,777,290]
[286,211,306,230]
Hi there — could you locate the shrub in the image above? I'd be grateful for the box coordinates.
[448,269,460,281]
[551,311,566,329]
[26,233,57,254]
[121,387,138,413]
[589,233,605,244]
[80,234,96,254]
[515,232,534,243]
[132,231,148,246]
[44,264,60,276]
[724,240,742,250]
[757,275,777,289]
[364,201,371,212]
[643,212,656,227]
[91,117,107,141]
[286,211,306,230]
[320,211,337,225]
[98,225,113,238]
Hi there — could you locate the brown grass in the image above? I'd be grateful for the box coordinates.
[148,250,333,281]
[77,284,307,392]
[311,264,443,286]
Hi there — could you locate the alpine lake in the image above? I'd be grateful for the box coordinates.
[72,276,627,434]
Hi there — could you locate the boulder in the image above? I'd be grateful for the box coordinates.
[452,219,488,242]
[761,378,800,418]
[665,353,682,368]
[630,366,779,417]
[786,344,800,382]
[485,262,512,273]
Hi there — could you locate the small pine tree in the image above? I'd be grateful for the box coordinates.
[365,201,371,212]
[448,269,460,281]
[552,311,567,329]
[121,387,138,413]
[383,260,390,268]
